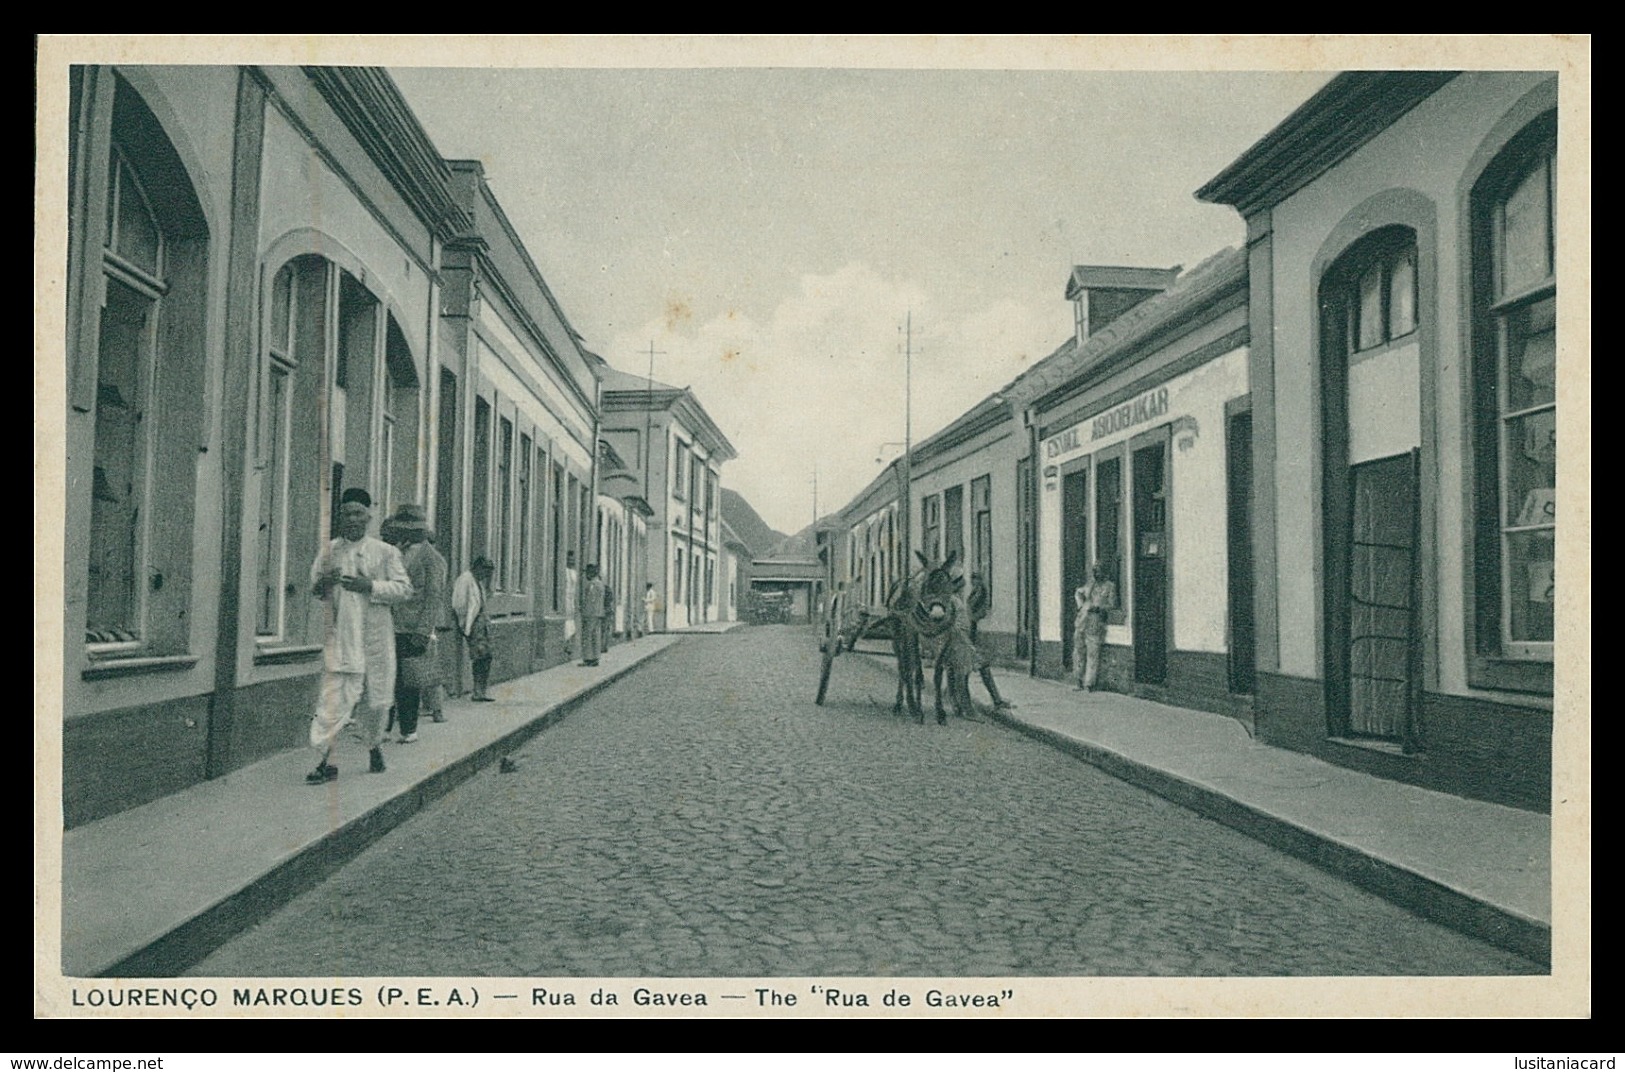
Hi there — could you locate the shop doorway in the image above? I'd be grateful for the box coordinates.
[1226,408,1256,694]
[1132,437,1169,684]
[1060,466,1089,673]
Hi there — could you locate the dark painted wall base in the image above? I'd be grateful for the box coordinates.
[536,615,570,672]
[64,695,213,829]
[977,629,1019,667]
[1255,671,1551,813]
[1029,644,1254,729]
[69,615,586,829]
[227,673,321,774]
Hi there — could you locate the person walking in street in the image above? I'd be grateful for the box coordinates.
[306,488,413,784]
[452,555,496,702]
[643,582,658,636]
[966,571,1014,712]
[385,504,446,743]
[1073,563,1118,692]
[580,563,607,667]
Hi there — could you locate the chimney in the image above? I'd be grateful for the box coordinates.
[1067,265,1182,348]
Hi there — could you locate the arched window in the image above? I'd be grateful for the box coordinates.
[1318,223,1426,742]
[1472,112,1557,667]
[84,78,207,654]
[255,256,327,644]
[1333,226,1421,358]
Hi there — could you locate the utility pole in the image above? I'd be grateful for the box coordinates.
[900,312,914,563]
[812,462,819,530]
[640,341,666,505]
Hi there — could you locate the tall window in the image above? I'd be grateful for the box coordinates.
[673,440,688,500]
[518,434,533,592]
[255,256,326,645]
[84,85,208,655]
[381,317,418,517]
[944,484,965,566]
[1095,454,1123,599]
[1475,114,1557,662]
[472,397,492,559]
[971,475,993,602]
[921,494,942,562]
[256,264,297,639]
[705,468,716,516]
[674,544,685,603]
[88,152,163,646]
[551,463,564,612]
[497,417,514,590]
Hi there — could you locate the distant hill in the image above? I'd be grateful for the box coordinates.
[720,489,787,558]
[767,516,841,559]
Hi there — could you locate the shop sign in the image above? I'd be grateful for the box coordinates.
[1090,386,1169,442]
[1044,385,1174,459]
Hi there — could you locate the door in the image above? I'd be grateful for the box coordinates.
[1226,410,1256,693]
[1060,466,1089,673]
[1345,451,1418,740]
[1016,458,1035,660]
[1132,439,1169,684]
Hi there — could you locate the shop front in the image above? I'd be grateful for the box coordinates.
[1030,249,1253,720]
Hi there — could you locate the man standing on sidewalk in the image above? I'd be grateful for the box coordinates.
[306,489,413,784]
[966,571,1014,712]
[580,563,607,667]
[385,504,446,743]
[1073,564,1117,692]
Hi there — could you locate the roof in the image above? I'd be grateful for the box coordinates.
[598,363,739,463]
[750,558,825,583]
[1066,265,1181,301]
[1196,71,1458,217]
[1021,245,1248,414]
[599,363,684,395]
[720,518,754,552]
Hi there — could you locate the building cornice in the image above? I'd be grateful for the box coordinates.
[1195,71,1459,217]
[671,392,739,463]
[301,67,468,239]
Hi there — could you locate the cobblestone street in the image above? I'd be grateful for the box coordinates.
[193,625,1540,977]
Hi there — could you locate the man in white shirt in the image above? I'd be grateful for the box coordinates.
[306,488,413,784]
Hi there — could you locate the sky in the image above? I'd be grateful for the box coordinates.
[390,63,1334,534]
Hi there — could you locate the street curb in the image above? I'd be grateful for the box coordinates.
[985,706,1552,968]
[100,641,682,978]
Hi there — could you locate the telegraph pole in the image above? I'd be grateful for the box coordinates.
[901,312,914,562]
[640,341,666,505]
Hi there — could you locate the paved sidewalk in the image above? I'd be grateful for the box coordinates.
[850,646,1551,964]
[668,620,746,634]
[60,632,683,978]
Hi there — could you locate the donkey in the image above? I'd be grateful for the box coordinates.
[887,549,976,725]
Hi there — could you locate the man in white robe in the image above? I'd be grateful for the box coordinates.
[305,489,413,784]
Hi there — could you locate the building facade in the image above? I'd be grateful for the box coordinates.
[1021,251,1252,717]
[61,66,606,827]
[438,160,601,679]
[1198,71,1560,810]
[598,439,653,638]
[599,367,737,631]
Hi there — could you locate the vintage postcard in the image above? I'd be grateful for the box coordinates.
[34,35,1590,1020]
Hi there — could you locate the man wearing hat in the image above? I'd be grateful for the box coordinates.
[385,503,447,742]
[306,488,413,784]
[580,563,607,667]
